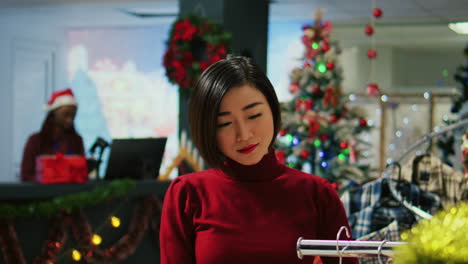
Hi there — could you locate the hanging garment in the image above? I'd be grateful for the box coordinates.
[397,154,467,208]
[341,178,440,238]
[357,220,400,264]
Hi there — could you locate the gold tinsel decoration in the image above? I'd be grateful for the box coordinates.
[394,202,468,264]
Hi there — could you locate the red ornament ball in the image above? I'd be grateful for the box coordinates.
[326,62,335,70]
[289,83,299,94]
[359,118,368,127]
[367,83,380,97]
[464,148,468,156]
[322,44,330,52]
[330,114,338,123]
[319,133,328,142]
[313,84,321,94]
[373,8,383,18]
[276,150,286,163]
[300,150,309,159]
[367,49,377,59]
[365,25,374,36]
[340,141,349,149]
[279,129,287,136]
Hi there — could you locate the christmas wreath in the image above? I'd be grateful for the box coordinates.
[163,14,232,89]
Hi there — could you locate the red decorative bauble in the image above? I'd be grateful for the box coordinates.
[367,49,377,59]
[367,83,380,97]
[330,114,338,123]
[276,150,286,163]
[326,62,335,70]
[464,148,468,156]
[319,133,328,142]
[365,25,374,36]
[373,8,383,18]
[300,150,309,159]
[313,84,321,94]
[279,129,287,137]
[289,83,299,94]
[340,141,349,149]
[359,118,368,127]
[322,44,330,52]
[304,61,311,68]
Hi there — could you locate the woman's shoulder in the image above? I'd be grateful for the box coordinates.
[165,169,220,198]
[281,166,337,193]
[25,132,41,144]
[286,167,337,197]
[170,169,220,185]
[282,166,328,183]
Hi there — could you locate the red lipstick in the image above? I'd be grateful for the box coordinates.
[238,144,258,154]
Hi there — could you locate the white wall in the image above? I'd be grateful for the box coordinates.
[340,45,395,93]
[0,15,68,181]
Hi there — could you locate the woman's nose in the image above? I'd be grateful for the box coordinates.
[236,121,252,142]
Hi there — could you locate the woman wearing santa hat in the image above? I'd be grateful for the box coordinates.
[20,88,85,182]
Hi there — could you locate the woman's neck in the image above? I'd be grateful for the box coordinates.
[221,148,285,182]
[51,125,66,140]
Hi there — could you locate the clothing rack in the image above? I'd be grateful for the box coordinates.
[296,227,408,259]
[296,238,407,259]
[394,118,468,164]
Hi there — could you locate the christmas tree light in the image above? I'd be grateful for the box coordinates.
[110,216,121,228]
[92,234,102,245]
[72,249,81,261]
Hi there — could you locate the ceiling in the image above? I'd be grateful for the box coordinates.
[1,0,468,24]
[0,0,467,47]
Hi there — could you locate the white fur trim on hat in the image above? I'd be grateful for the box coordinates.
[44,94,77,111]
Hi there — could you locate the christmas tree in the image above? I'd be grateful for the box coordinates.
[275,10,373,188]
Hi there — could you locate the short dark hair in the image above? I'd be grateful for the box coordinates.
[189,55,281,170]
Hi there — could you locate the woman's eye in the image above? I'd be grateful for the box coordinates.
[248,113,262,119]
[217,122,231,128]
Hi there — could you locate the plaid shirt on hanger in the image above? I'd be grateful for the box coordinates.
[340,178,441,238]
[396,155,467,208]
[357,220,400,264]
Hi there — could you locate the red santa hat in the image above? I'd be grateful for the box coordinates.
[45,88,78,111]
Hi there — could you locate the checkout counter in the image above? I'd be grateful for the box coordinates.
[0,180,171,264]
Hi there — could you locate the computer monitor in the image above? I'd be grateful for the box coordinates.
[105,138,167,180]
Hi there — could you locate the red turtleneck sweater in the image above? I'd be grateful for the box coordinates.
[160,150,358,264]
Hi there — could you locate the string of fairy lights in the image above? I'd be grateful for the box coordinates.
[59,200,126,262]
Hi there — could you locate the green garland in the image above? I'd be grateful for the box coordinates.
[0,179,136,219]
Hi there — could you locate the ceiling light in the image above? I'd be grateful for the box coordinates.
[448,22,468,34]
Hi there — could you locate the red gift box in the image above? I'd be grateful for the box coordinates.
[35,153,88,184]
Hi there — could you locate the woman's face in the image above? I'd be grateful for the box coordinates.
[216,84,274,165]
[53,105,77,130]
